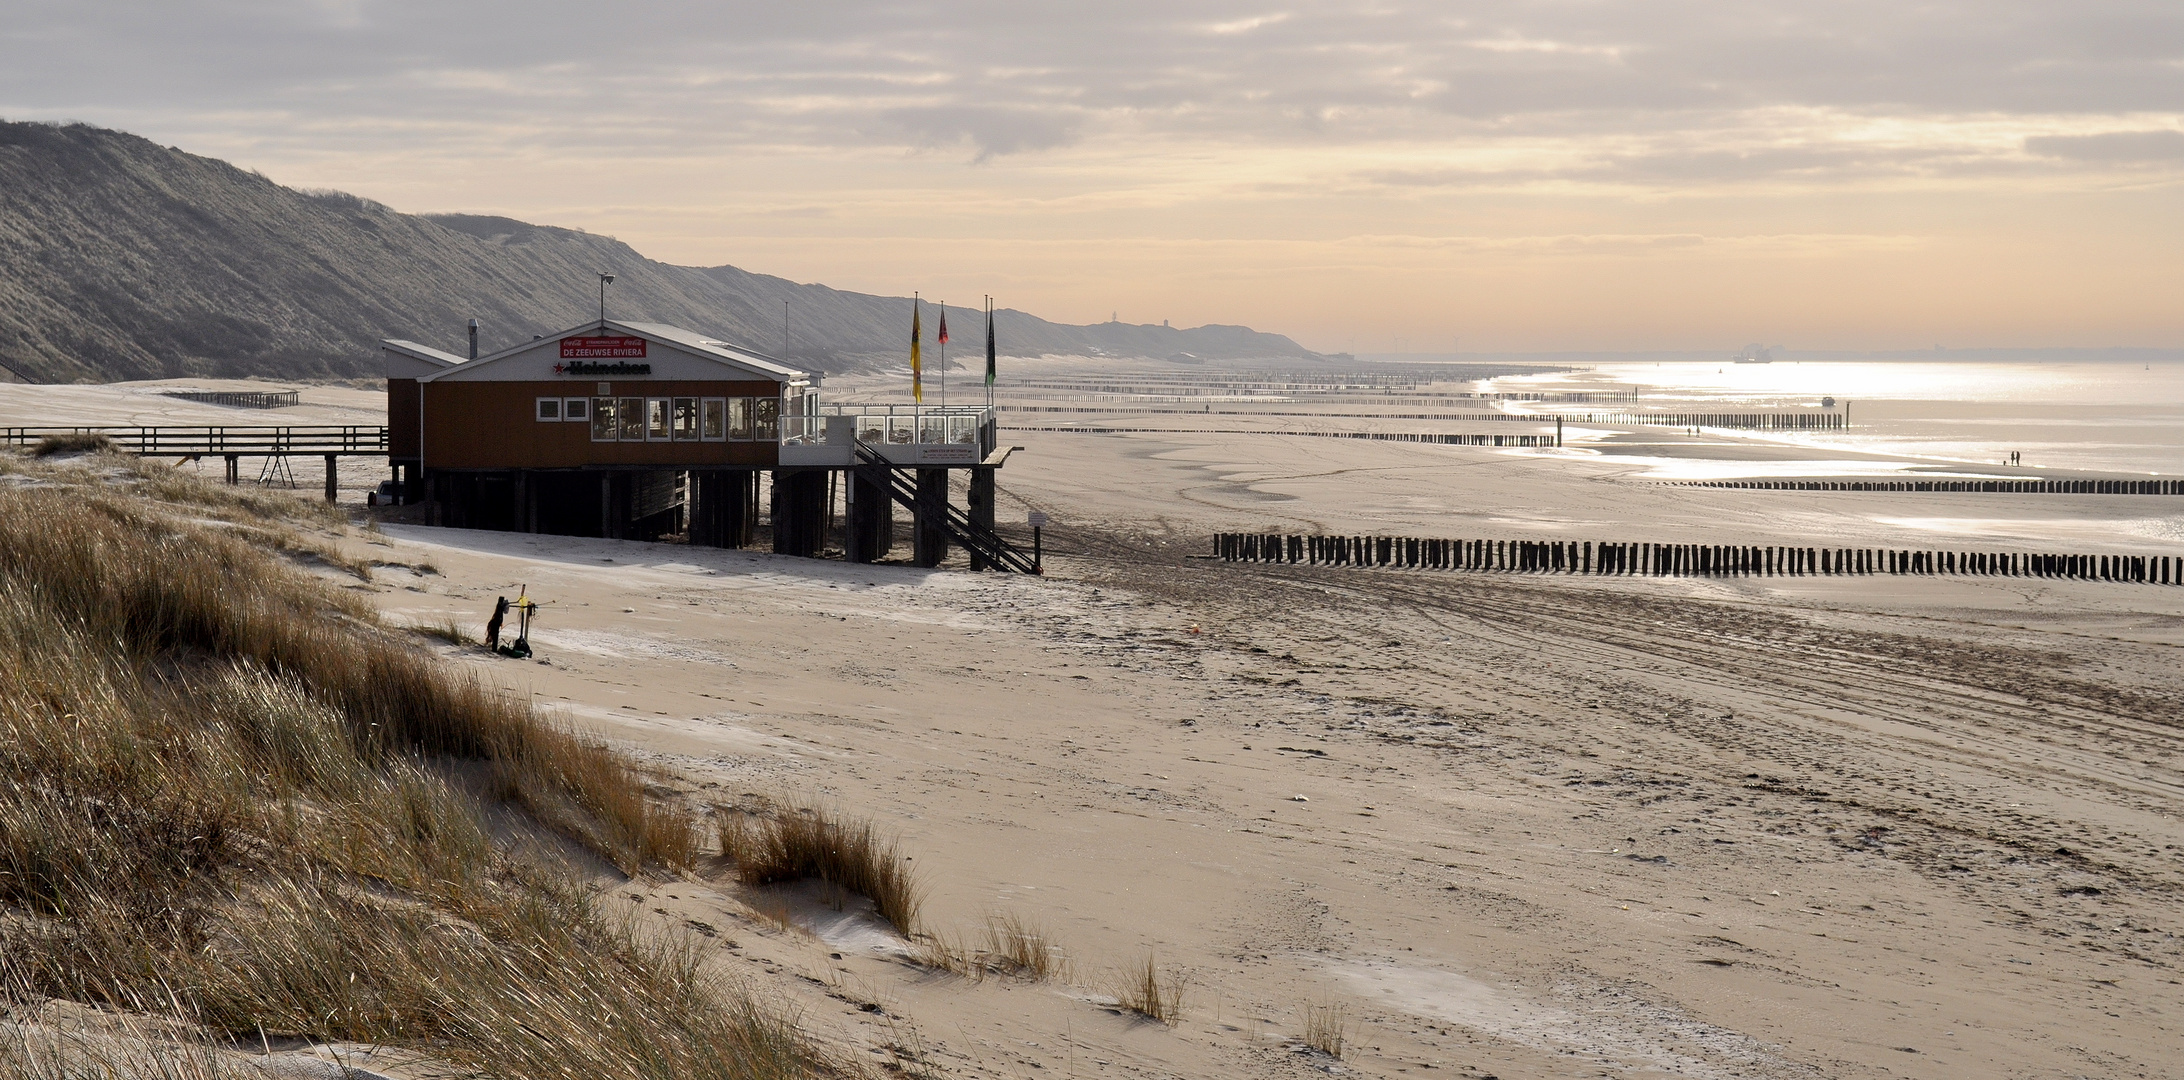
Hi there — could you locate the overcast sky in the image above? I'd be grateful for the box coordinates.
[6,1,2180,351]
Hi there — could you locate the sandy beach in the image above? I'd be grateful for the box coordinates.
[11,370,2182,1078]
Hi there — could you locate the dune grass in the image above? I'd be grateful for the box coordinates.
[982,912,1064,980]
[914,913,1065,982]
[1115,954,1184,1024]
[0,480,832,1079]
[2,443,352,531]
[410,614,477,647]
[30,432,114,457]
[123,449,354,528]
[1301,999,1347,1058]
[0,484,699,875]
[719,800,923,936]
[0,999,246,1080]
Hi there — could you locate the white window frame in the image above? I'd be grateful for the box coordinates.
[590,397,618,442]
[671,396,700,441]
[563,397,589,422]
[752,396,780,442]
[700,398,727,441]
[535,396,561,422]
[646,397,672,441]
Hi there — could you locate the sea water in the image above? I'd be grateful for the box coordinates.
[1485,360,2184,478]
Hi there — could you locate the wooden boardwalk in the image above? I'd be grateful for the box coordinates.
[1,426,388,455]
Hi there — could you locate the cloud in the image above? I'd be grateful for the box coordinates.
[2025,129,2184,162]
[1205,13,1291,35]
[880,105,1086,160]
[2,1,2180,189]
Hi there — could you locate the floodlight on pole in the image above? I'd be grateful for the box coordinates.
[598,273,615,325]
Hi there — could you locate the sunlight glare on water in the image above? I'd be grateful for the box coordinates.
[1487,360,2184,476]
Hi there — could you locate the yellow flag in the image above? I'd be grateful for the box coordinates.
[910,299,923,403]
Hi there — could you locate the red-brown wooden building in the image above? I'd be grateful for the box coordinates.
[381,319,1024,569]
[385,320,819,543]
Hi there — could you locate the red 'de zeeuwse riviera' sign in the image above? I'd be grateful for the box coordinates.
[559,336,648,359]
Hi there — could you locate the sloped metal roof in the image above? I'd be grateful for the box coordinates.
[415,320,807,383]
[616,322,806,381]
[379,339,465,366]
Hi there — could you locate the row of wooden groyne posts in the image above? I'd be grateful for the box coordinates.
[1679,478,2184,495]
[1006,409,1843,430]
[1004,426,1559,447]
[1563,412,1845,429]
[1212,533,2183,585]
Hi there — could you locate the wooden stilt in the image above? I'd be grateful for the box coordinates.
[912,468,949,567]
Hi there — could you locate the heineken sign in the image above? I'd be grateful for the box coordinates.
[556,360,652,375]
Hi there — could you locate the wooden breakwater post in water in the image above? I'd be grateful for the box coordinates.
[1672,478,2184,495]
[1210,533,2180,585]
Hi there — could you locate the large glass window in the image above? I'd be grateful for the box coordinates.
[647,398,671,441]
[701,398,726,441]
[591,398,618,441]
[856,414,885,443]
[729,398,753,440]
[672,397,699,441]
[753,397,780,442]
[617,397,645,441]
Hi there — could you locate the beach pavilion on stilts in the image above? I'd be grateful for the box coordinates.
[382,319,1032,570]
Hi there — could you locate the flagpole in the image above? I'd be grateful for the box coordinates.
[985,295,994,409]
[939,300,947,410]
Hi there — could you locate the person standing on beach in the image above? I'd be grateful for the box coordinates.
[485,596,509,651]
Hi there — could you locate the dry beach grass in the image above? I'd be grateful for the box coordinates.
[0,461,843,1079]
[911,913,1066,983]
[718,798,922,936]
[1112,955,1182,1026]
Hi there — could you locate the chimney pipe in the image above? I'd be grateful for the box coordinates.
[467,319,479,360]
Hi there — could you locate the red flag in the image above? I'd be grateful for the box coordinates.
[937,310,950,345]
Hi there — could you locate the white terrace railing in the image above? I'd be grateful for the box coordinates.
[780,404,999,466]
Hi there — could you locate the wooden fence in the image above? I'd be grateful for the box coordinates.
[1212,532,2180,585]
[160,390,301,409]
[0,426,387,455]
